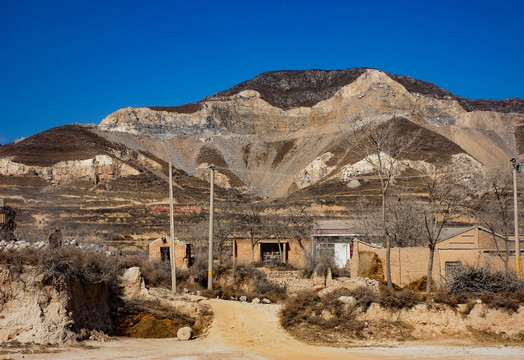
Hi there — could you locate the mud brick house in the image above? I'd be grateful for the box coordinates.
[232,219,378,268]
[148,237,191,268]
[311,220,381,268]
[234,238,310,268]
[435,226,523,278]
[350,225,524,286]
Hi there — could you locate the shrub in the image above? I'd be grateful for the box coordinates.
[447,265,524,295]
[378,286,421,310]
[302,252,336,278]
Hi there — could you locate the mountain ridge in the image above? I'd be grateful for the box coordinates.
[1,68,524,244]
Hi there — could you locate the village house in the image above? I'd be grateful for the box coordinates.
[148,237,191,268]
[311,219,383,268]
[231,219,378,268]
[350,225,524,287]
[233,237,310,268]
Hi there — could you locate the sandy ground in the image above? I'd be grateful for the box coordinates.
[3,299,523,360]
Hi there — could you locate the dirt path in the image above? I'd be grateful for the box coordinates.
[5,299,523,360]
[202,299,373,360]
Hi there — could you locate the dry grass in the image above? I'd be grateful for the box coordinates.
[201,264,287,303]
[280,288,415,344]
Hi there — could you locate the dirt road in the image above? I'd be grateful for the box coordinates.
[5,299,523,360]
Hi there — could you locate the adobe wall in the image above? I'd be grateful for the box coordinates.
[351,241,441,287]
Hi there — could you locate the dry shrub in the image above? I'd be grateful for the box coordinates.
[0,246,122,291]
[448,265,523,295]
[303,252,336,278]
[202,263,287,303]
[480,291,521,313]
[445,265,524,313]
[378,287,422,310]
[116,252,191,289]
[431,288,469,308]
[280,288,415,342]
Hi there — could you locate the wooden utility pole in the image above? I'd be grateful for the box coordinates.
[208,164,215,290]
[511,158,522,278]
[169,162,177,293]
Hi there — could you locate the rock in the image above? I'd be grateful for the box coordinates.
[261,298,271,304]
[251,297,260,304]
[239,296,247,302]
[338,296,357,307]
[476,299,482,304]
[365,278,379,287]
[121,267,149,299]
[347,179,361,188]
[176,327,193,341]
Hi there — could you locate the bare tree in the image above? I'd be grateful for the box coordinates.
[473,170,517,275]
[214,206,238,266]
[239,197,265,262]
[386,194,426,248]
[420,167,467,294]
[344,120,418,288]
[284,203,314,256]
[265,210,287,265]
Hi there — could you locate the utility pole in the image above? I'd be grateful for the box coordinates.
[511,158,521,278]
[169,162,177,293]
[208,164,215,290]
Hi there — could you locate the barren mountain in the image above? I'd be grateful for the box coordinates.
[1,68,523,245]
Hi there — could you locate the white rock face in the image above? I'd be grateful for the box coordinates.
[121,267,150,299]
[0,155,140,185]
[295,152,336,189]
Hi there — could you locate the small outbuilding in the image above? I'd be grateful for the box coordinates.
[148,237,190,268]
[312,220,381,268]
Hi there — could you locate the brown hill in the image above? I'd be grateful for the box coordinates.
[1,68,524,246]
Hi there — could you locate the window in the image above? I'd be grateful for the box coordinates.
[445,261,462,280]
[160,246,170,261]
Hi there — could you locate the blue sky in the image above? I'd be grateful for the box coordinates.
[1,0,523,144]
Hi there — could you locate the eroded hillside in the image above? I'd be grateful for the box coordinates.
[1,68,523,245]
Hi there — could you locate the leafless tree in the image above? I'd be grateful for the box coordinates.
[239,197,265,262]
[386,194,426,248]
[473,170,521,275]
[284,203,314,256]
[344,119,418,288]
[214,202,238,266]
[265,210,287,264]
[420,166,468,294]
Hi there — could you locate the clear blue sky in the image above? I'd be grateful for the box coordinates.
[1,0,523,144]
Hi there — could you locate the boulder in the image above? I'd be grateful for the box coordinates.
[121,267,149,299]
[176,327,193,341]
[338,296,357,307]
